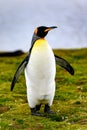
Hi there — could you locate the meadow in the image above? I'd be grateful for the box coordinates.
[0,48,87,130]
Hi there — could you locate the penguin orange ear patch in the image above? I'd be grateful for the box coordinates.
[34,28,38,35]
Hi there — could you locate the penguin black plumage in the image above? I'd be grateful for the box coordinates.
[11,26,74,116]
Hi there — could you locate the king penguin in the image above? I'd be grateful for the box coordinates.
[11,26,74,116]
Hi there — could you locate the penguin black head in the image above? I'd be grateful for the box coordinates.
[34,26,57,38]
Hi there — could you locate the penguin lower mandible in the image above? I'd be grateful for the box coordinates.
[11,26,74,116]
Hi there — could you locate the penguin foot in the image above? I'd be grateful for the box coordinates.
[36,104,41,111]
[30,108,43,116]
[44,104,55,114]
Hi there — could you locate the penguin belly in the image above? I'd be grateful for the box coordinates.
[25,39,56,108]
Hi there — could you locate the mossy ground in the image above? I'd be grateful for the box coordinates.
[0,48,87,130]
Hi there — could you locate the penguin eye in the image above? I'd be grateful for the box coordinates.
[34,28,38,35]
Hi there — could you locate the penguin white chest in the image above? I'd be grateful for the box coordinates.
[25,39,56,107]
[26,39,56,83]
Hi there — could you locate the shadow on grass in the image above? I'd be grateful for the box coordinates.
[45,114,64,122]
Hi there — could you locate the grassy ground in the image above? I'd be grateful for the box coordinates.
[0,48,87,130]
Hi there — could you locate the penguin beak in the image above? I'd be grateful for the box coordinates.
[45,26,57,32]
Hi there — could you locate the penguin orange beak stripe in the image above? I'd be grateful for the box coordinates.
[45,26,57,32]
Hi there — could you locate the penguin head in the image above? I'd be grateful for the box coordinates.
[34,26,57,38]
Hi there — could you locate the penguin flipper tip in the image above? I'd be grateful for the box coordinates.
[70,67,74,75]
[10,76,16,91]
[67,65,74,75]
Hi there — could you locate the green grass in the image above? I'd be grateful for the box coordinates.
[0,48,87,130]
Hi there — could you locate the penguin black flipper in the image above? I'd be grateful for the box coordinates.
[11,55,29,91]
[55,55,74,75]
[11,34,39,91]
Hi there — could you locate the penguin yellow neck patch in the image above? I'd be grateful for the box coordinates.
[33,38,48,49]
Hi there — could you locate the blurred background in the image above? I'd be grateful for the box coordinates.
[0,0,87,52]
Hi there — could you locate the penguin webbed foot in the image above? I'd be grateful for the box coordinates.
[31,105,43,116]
[30,104,55,116]
[31,108,43,116]
[44,104,56,114]
[36,104,41,111]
